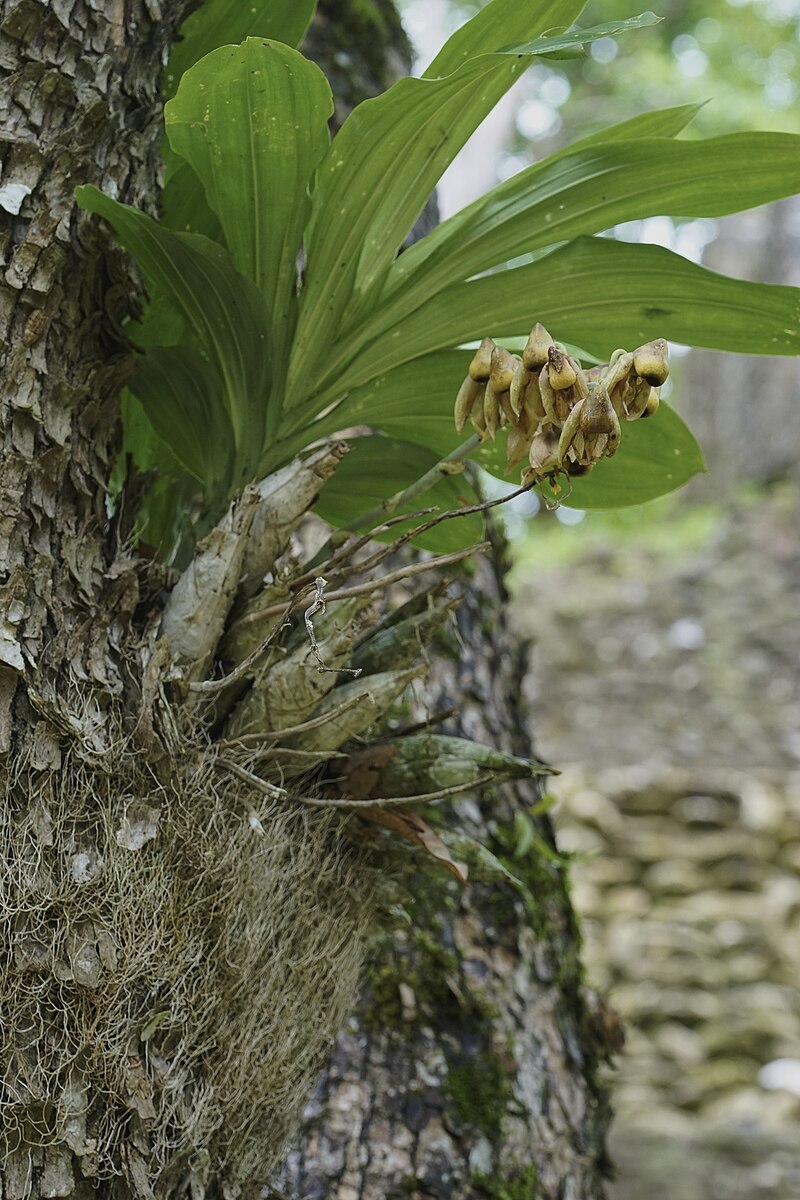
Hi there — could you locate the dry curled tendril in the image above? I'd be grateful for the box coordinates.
[454,324,669,501]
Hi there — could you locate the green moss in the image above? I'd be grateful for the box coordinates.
[444,1049,513,1143]
[365,921,496,1030]
[366,960,406,1027]
[365,904,520,1143]
[364,808,608,1155]
[370,921,511,1142]
[472,1165,540,1199]
[485,813,584,992]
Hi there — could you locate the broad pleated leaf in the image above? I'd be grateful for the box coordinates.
[311,436,484,553]
[165,0,317,98]
[340,10,657,314]
[129,346,234,486]
[119,386,170,476]
[338,236,800,389]
[161,0,318,209]
[381,133,800,318]
[125,283,187,351]
[292,348,511,481]
[76,186,271,478]
[166,39,332,375]
[288,6,657,405]
[287,103,703,404]
[287,51,528,404]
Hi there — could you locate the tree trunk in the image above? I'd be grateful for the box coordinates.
[272,531,615,1200]
[0,5,197,1194]
[0,2,612,1198]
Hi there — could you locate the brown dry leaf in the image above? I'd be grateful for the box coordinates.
[336,743,397,799]
[360,805,468,885]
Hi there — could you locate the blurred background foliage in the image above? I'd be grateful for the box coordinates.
[402,0,800,139]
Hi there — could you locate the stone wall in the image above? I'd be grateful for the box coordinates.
[511,483,800,1198]
[557,764,800,1200]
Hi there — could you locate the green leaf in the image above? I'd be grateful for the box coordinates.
[421,0,611,77]
[380,132,800,328]
[564,101,704,148]
[161,0,319,219]
[288,3,657,407]
[288,347,511,478]
[119,385,168,475]
[117,391,204,566]
[160,162,223,241]
[125,283,187,351]
[286,104,701,395]
[311,436,484,553]
[76,185,271,479]
[502,12,660,54]
[342,235,800,387]
[308,351,472,453]
[267,349,512,477]
[165,38,332,376]
[565,402,705,509]
[129,346,234,486]
[438,831,526,891]
[165,0,317,98]
[534,237,800,358]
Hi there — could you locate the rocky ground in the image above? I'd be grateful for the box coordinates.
[510,482,800,1200]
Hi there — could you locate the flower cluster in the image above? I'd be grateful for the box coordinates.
[454,324,669,484]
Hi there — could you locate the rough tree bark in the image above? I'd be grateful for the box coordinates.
[0,1,614,1197]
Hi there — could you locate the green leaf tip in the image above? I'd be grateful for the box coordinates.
[502,11,662,56]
